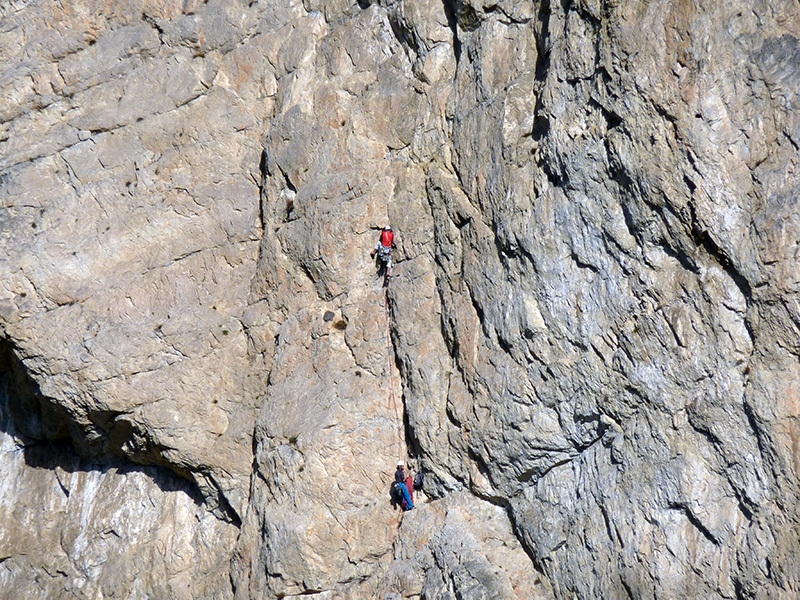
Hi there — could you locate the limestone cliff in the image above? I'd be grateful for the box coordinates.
[1,0,799,598]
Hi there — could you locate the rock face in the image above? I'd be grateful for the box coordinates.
[1,0,799,598]
[0,348,238,599]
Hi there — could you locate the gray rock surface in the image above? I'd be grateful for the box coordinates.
[0,345,238,599]
[1,0,799,598]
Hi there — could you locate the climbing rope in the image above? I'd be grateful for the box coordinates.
[384,287,405,461]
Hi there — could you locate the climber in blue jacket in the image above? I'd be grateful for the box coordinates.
[394,461,414,510]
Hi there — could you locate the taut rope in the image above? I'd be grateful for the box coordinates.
[384,287,404,460]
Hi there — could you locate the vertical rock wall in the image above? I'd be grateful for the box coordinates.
[1,0,799,598]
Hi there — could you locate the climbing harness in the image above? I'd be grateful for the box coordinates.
[377,244,392,263]
[376,245,392,286]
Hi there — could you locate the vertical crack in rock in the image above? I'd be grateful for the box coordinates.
[441,0,464,64]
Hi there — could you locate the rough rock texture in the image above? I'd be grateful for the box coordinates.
[0,349,238,599]
[1,0,799,598]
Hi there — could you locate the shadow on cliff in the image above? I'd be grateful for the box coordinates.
[0,338,205,507]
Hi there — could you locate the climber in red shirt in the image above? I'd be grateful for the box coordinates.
[370,225,395,278]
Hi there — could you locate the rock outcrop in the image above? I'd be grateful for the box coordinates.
[1,0,799,598]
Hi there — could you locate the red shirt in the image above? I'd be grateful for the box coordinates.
[380,230,394,247]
